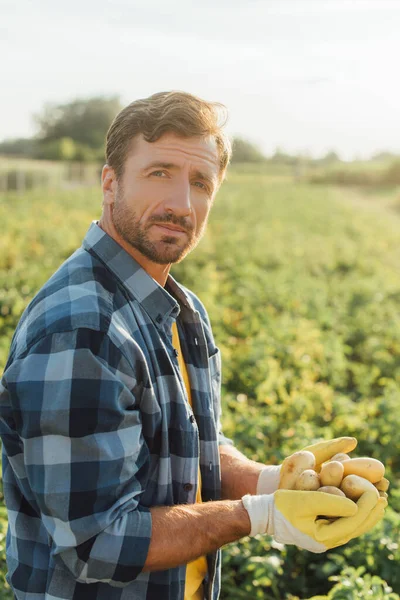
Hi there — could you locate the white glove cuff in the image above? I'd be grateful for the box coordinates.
[256,465,281,495]
[241,493,275,537]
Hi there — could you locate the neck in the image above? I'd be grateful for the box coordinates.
[98,212,171,287]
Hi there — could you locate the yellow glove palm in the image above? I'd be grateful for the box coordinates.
[242,488,387,553]
[274,489,387,550]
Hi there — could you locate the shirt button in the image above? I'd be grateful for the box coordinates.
[189,414,195,423]
[183,483,193,492]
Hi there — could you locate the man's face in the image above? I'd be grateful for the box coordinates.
[110,132,220,265]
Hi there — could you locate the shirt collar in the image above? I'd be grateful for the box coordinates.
[82,221,196,327]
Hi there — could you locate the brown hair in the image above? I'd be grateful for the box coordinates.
[106,91,232,182]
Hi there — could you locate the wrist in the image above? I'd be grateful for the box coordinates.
[233,499,253,538]
[241,493,275,537]
[256,465,281,495]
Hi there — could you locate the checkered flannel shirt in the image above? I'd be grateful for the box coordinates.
[0,221,234,600]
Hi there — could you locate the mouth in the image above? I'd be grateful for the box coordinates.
[153,224,187,235]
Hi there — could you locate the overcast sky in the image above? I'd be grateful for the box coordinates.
[2,0,400,159]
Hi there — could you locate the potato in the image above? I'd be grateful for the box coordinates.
[342,457,385,484]
[340,474,379,501]
[280,451,316,489]
[294,469,320,491]
[320,461,344,487]
[317,486,346,497]
[330,453,351,462]
[375,477,390,492]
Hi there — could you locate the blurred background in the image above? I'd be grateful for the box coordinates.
[1,0,400,188]
[1,1,400,599]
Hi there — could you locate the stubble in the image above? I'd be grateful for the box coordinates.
[111,186,205,265]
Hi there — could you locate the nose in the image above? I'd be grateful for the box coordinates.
[164,179,192,217]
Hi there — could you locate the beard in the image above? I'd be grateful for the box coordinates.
[111,186,205,265]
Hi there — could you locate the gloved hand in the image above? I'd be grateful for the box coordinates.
[241,489,387,553]
[289,438,388,494]
[257,437,358,495]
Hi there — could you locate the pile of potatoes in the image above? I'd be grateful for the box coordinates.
[280,451,389,501]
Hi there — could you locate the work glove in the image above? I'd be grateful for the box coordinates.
[241,489,387,553]
[257,437,358,495]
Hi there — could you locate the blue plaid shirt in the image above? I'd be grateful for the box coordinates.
[0,221,234,600]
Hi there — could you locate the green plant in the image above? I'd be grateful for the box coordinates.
[1,169,399,599]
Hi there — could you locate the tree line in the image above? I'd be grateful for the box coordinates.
[1,96,399,167]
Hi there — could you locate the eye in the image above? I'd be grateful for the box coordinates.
[193,181,207,190]
[151,170,167,177]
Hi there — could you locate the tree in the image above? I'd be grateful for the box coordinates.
[371,151,399,162]
[319,150,341,164]
[231,137,266,163]
[35,137,77,161]
[35,96,122,150]
[0,137,36,157]
[270,147,298,165]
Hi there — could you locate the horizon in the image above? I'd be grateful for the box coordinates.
[2,0,400,161]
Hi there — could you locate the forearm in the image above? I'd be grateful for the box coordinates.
[143,499,250,572]
[219,444,265,500]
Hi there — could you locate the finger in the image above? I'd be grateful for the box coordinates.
[377,496,388,509]
[315,490,378,543]
[331,498,387,547]
[276,490,358,518]
[302,437,357,467]
[375,477,390,492]
[341,496,387,541]
[315,496,358,518]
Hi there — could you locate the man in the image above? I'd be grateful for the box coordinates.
[0,91,387,600]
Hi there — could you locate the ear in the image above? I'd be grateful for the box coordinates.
[101,164,117,206]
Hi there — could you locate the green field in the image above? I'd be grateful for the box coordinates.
[1,168,399,599]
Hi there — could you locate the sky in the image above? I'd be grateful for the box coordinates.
[2,0,400,159]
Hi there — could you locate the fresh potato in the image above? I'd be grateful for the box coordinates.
[375,477,390,492]
[280,451,316,489]
[330,453,351,462]
[317,486,346,497]
[342,457,385,484]
[340,474,379,501]
[294,469,320,491]
[320,461,344,487]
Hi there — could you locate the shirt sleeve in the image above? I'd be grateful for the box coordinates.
[4,328,152,587]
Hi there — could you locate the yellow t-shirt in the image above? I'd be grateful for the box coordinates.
[171,321,207,600]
